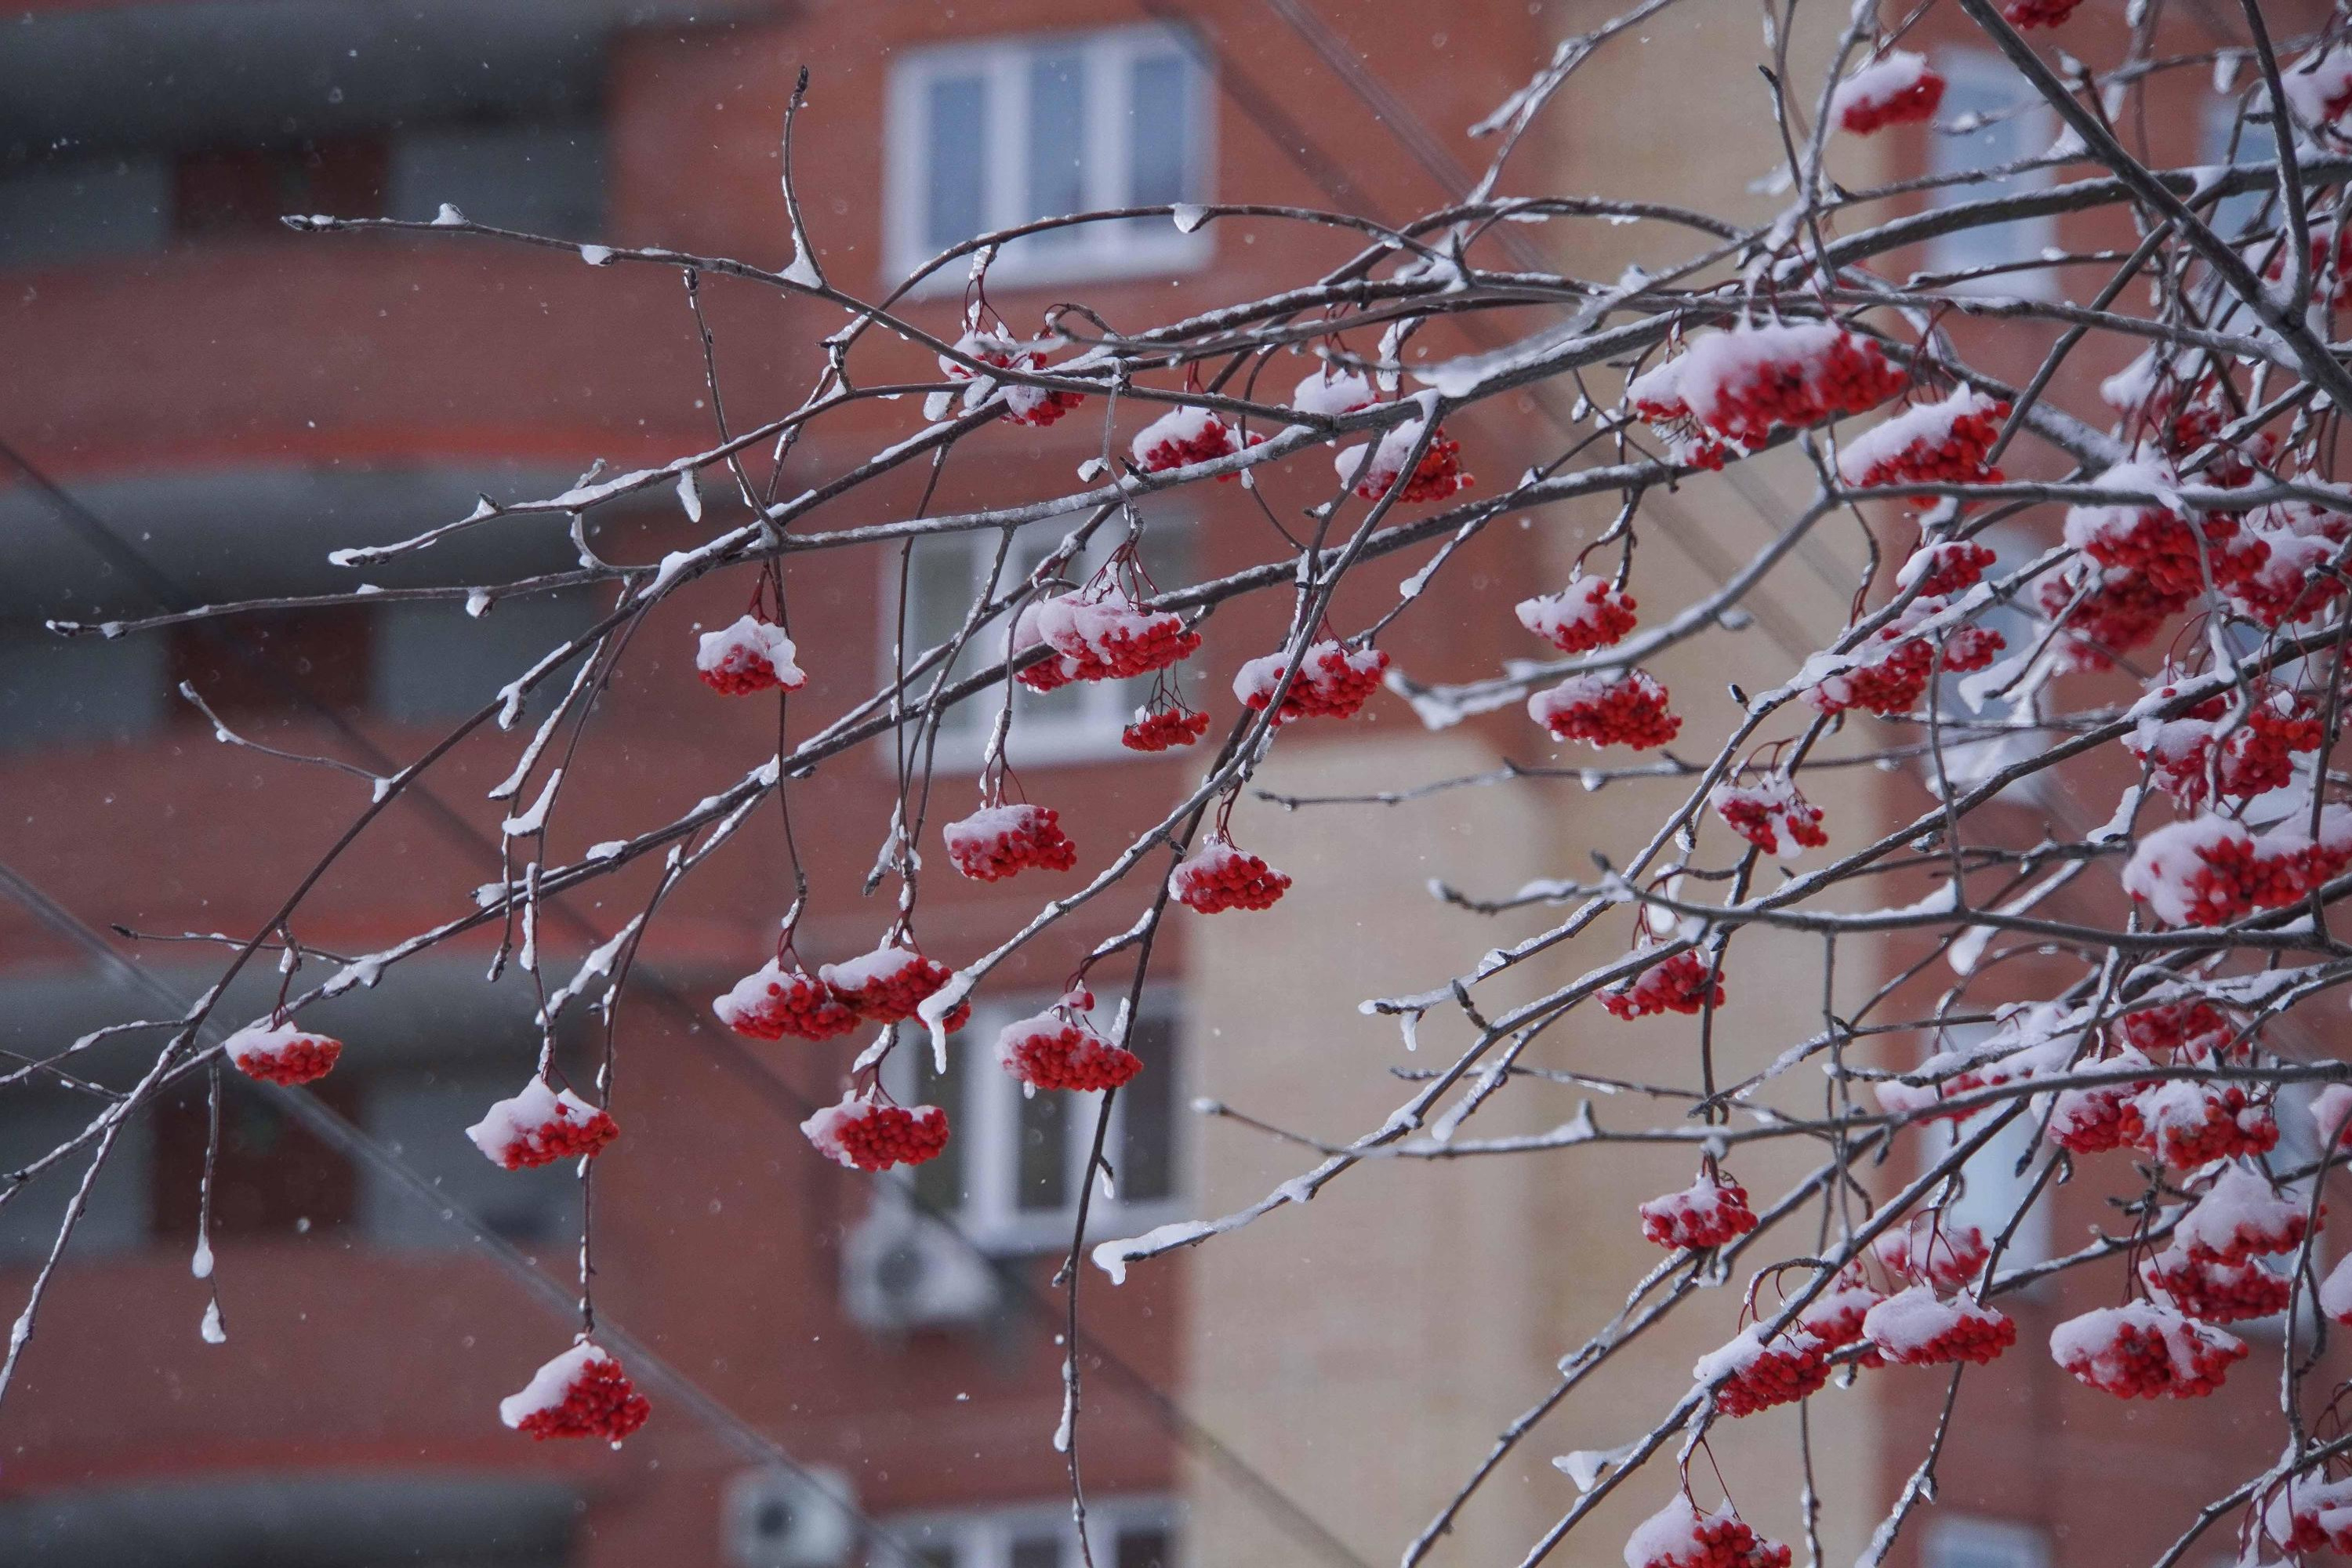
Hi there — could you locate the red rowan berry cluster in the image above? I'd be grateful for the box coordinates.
[818,944,970,1029]
[695,613,806,696]
[1874,1220,1990,1293]
[2119,1081,2281,1167]
[1639,1172,1758,1250]
[1694,1323,1832,1417]
[1708,771,1828,856]
[1862,1287,2016,1366]
[2138,1248,2291,1324]
[2044,1048,2157,1154]
[1895,539,1998,597]
[1121,704,1210,752]
[1129,405,1241,474]
[2063,461,2267,600]
[2262,1475,2352,1558]
[1234,640,1389,723]
[2172,1163,2314,1265]
[2124,808,2352,928]
[500,1342,651,1444]
[1515,575,1639,655]
[1801,601,2004,717]
[2037,561,2190,670]
[712,959,862,1041]
[1829,52,1946,136]
[1290,367,1377,416]
[940,328,1083,426]
[1530,669,1682,749]
[1800,1276,1888,1361]
[1601,949,1724,1020]
[2127,683,2325,808]
[2001,0,2084,24]
[995,994,1144,1093]
[800,1093,952,1172]
[1672,323,1907,450]
[2049,1302,2247,1398]
[1839,390,2007,488]
[466,1078,620,1171]
[1624,1497,1793,1568]
[1017,589,1202,691]
[1334,416,1473,503]
[942,803,1079,882]
[223,1022,344,1087]
[1168,836,1293,913]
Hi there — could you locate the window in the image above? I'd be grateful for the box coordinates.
[1926,52,2057,294]
[886,27,1213,287]
[370,590,602,724]
[0,151,169,270]
[174,137,388,236]
[894,517,1193,768]
[2204,102,2280,240]
[359,1062,579,1250]
[892,1497,1176,1568]
[388,119,605,234]
[1929,1023,2053,1273]
[169,608,375,720]
[884,992,1183,1255]
[1922,1517,2049,1568]
[0,622,167,754]
[0,1089,152,1265]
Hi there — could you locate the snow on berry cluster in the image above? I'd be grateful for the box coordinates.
[1838,388,2007,488]
[995,991,1143,1093]
[1121,704,1210,752]
[2122,807,2352,927]
[1234,640,1390,723]
[1334,415,1473,503]
[940,329,1083,426]
[1290,366,1376,416]
[223,1021,343,1086]
[1016,588,1201,691]
[1530,669,1682,750]
[1799,598,2005,717]
[2137,1248,2291,1324]
[2061,459,2267,601]
[466,1077,620,1171]
[2276,47,2352,128]
[1639,1171,1757,1250]
[1800,1275,1888,1360]
[818,943,971,1029]
[1516,575,1639,655]
[943,802,1079,882]
[1860,1285,2016,1367]
[1830,52,1945,136]
[1894,540,1998,598]
[696,615,806,696]
[1874,1219,1990,1294]
[712,958,861,1041]
[2171,1163,2314,1265]
[1873,1002,2079,1122]
[2049,1302,2247,1399]
[1130,405,1242,474]
[2122,1080,2280,1167]
[2126,682,2325,808]
[1169,835,1292,913]
[2263,1474,2352,1557]
[1623,1496,1791,1568]
[800,1092,952,1171]
[1666,323,1907,451]
[500,1340,651,1443]
[1693,1322,1831,1417]
[1708,771,1828,856]
[1601,949,1724,1020]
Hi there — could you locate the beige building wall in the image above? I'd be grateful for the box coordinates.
[1174,5,1898,1566]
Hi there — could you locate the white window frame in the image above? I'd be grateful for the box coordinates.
[1922,1515,2050,1568]
[884,516,1194,771]
[1926,50,2059,297]
[881,989,1185,1257]
[1928,1023,2053,1279]
[884,25,1215,290]
[891,1494,1179,1568]
[2202,99,2281,241]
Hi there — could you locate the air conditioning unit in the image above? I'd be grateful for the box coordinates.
[842,1203,1000,1330]
[723,1465,857,1568]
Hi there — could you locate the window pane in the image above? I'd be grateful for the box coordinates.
[361,1062,578,1250]
[0,1090,151,1261]
[924,74,989,252]
[1116,1526,1173,1568]
[1011,1536,1064,1568]
[1016,1083,1069,1213]
[2206,111,2278,239]
[1117,1015,1176,1205]
[0,622,165,753]
[1926,57,2051,282]
[370,590,597,724]
[910,1032,967,1215]
[1127,56,1192,208]
[1024,51,1088,222]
